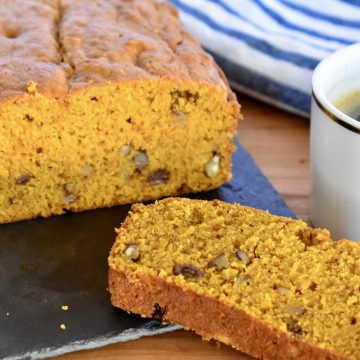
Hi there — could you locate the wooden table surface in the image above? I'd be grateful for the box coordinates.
[57,94,310,360]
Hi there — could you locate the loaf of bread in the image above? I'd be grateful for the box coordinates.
[0,0,239,223]
[109,198,360,360]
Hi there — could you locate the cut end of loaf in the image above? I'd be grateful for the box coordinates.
[0,80,239,223]
[109,198,360,360]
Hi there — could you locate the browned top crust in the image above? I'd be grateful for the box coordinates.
[0,0,232,100]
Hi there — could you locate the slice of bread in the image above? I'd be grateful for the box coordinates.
[109,198,360,360]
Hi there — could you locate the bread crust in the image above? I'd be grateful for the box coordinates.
[0,0,237,103]
[108,267,349,360]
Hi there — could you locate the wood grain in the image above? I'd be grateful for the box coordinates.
[237,95,310,223]
[56,95,310,360]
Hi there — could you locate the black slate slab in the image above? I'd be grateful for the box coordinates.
[0,139,295,360]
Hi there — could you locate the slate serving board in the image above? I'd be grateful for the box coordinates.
[0,139,295,360]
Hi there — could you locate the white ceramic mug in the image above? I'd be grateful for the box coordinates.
[311,42,360,241]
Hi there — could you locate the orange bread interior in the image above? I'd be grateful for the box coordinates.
[109,198,360,360]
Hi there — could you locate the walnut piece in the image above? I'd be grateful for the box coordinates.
[64,183,76,193]
[15,175,31,185]
[124,243,140,261]
[63,183,78,204]
[285,305,306,316]
[174,111,188,124]
[133,151,149,170]
[209,254,228,270]
[277,287,291,296]
[236,250,250,265]
[205,154,220,178]
[173,264,203,279]
[119,144,132,157]
[81,165,94,178]
[147,170,169,185]
[286,317,303,335]
[63,194,78,204]
[234,274,250,285]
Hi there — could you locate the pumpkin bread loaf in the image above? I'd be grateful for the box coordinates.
[0,0,239,223]
[109,198,360,360]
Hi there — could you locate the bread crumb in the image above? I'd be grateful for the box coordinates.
[60,323,66,330]
[61,305,69,311]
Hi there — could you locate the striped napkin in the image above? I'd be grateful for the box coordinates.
[169,0,360,117]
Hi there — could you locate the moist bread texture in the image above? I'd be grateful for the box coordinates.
[0,0,239,223]
[109,198,360,360]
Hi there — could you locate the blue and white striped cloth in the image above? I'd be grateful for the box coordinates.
[169,0,360,117]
